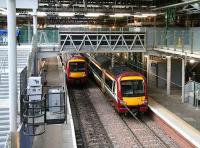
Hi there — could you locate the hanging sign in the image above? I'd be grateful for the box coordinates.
[0,0,38,9]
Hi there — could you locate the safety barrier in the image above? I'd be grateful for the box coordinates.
[184,80,200,107]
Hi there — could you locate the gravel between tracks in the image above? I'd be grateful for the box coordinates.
[69,86,113,148]
[87,81,180,148]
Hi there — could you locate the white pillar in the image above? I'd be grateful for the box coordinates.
[182,57,186,103]
[146,55,150,84]
[7,0,17,147]
[167,56,171,95]
[33,9,37,35]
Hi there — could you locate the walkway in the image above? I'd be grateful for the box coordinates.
[32,57,76,148]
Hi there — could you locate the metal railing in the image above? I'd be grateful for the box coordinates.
[146,28,200,53]
[27,34,37,77]
[184,80,200,106]
[3,133,11,148]
[0,57,7,83]
[0,57,7,72]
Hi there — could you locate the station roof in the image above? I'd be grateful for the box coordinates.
[0,0,200,26]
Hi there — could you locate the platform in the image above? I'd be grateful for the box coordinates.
[32,57,76,148]
[149,88,200,147]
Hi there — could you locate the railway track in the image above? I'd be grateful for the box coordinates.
[68,79,180,148]
[68,86,113,148]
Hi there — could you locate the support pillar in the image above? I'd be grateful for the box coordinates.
[167,56,171,95]
[7,0,17,147]
[33,9,37,36]
[146,55,150,85]
[182,57,186,103]
[33,9,38,75]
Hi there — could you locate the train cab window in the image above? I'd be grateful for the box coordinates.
[69,62,86,72]
[121,80,144,97]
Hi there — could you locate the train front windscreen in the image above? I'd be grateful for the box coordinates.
[69,62,86,72]
[121,80,144,97]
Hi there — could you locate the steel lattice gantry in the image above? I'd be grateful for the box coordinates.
[59,31,146,53]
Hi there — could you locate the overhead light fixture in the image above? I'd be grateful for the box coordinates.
[37,12,47,17]
[133,13,157,18]
[58,12,75,17]
[85,13,104,17]
[110,13,131,17]
[189,59,196,64]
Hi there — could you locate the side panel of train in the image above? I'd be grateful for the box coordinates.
[87,56,148,114]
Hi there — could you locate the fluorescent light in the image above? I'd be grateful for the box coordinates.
[85,13,104,17]
[110,13,131,17]
[189,59,196,64]
[37,12,47,17]
[133,13,157,18]
[58,12,75,17]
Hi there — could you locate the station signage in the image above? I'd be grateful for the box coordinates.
[0,0,38,9]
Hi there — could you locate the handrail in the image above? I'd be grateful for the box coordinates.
[27,34,37,77]
[3,133,11,148]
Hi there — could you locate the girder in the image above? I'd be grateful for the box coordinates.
[59,31,146,53]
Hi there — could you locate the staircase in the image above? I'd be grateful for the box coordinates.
[0,46,31,148]
[0,108,9,148]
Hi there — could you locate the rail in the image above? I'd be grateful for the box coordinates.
[27,34,37,77]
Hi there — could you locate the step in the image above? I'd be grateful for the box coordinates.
[0,131,9,137]
[0,126,9,131]
[0,135,7,143]
[0,120,9,126]
[0,111,9,116]
[0,108,9,112]
[0,116,9,121]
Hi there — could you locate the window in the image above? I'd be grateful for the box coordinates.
[90,62,102,77]
[105,75,113,90]
[69,62,85,72]
[121,80,144,97]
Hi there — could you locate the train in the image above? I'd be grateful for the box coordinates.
[86,54,148,115]
[65,54,87,84]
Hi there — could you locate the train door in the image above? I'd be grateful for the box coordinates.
[112,81,118,101]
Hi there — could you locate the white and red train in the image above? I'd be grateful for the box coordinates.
[86,54,148,114]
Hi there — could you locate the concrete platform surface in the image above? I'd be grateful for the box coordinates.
[32,57,76,148]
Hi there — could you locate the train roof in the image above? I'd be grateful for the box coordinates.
[110,65,142,77]
[94,55,111,69]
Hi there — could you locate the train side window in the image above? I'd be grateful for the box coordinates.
[112,81,116,94]
[90,62,102,77]
[105,75,112,91]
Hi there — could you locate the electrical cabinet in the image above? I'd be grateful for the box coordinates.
[48,88,62,112]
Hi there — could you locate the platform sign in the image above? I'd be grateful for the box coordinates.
[0,0,38,9]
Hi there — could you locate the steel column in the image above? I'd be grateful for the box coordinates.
[167,56,171,95]
[182,57,186,103]
[7,0,17,147]
[146,55,150,85]
[33,9,37,35]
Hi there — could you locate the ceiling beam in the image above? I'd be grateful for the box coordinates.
[67,0,78,8]
[152,0,200,10]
